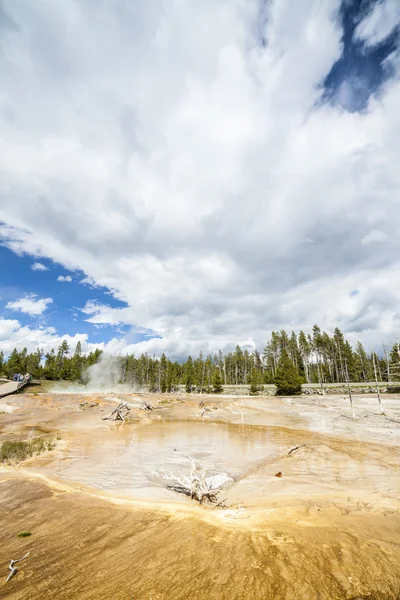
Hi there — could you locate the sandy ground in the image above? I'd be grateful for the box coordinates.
[1,391,400,599]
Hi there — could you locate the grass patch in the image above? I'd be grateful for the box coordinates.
[17,531,32,537]
[0,437,55,464]
[158,397,182,405]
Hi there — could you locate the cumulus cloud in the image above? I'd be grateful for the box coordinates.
[0,0,399,356]
[6,294,53,316]
[81,301,129,326]
[31,262,48,271]
[0,317,98,355]
[57,275,72,282]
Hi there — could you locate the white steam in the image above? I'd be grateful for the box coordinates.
[51,353,144,394]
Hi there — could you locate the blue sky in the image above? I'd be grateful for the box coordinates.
[0,244,139,351]
[0,0,399,358]
[323,0,399,110]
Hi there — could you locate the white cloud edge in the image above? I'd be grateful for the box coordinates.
[31,262,48,271]
[0,0,399,357]
[5,294,53,316]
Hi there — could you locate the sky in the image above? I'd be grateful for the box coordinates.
[0,0,400,359]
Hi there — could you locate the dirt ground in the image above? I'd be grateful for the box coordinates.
[1,391,400,599]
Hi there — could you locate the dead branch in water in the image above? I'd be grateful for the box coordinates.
[6,552,30,583]
[197,399,205,407]
[156,457,232,504]
[102,402,131,421]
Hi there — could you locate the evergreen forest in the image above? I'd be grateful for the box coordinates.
[1,326,400,393]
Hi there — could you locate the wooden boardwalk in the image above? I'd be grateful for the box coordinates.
[0,379,30,399]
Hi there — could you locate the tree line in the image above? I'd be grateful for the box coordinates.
[1,326,399,394]
[0,341,102,383]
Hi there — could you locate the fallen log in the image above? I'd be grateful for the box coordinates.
[102,402,131,421]
[287,444,307,455]
[80,401,99,408]
[139,401,153,411]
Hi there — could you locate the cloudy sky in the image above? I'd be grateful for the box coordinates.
[0,0,399,359]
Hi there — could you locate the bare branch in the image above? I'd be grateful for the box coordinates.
[5,552,30,583]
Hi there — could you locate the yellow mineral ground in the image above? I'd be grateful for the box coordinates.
[1,391,400,599]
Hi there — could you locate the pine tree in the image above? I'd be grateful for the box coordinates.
[19,348,28,373]
[390,342,400,381]
[299,331,311,383]
[274,350,302,396]
[212,368,223,394]
[44,349,58,380]
[159,353,168,392]
[249,368,260,395]
[70,341,83,381]
[6,348,22,378]
[148,370,157,393]
[26,348,43,379]
[57,340,70,379]
[185,356,195,393]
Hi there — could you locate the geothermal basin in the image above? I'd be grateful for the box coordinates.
[1,391,400,599]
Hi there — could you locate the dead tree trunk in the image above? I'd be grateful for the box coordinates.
[139,401,152,411]
[373,352,384,415]
[156,457,231,504]
[102,402,131,421]
[345,360,356,420]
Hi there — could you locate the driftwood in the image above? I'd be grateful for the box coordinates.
[199,403,222,418]
[80,401,99,408]
[139,401,153,411]
[197,399,205,407]
[215,497,228,508]
[102,402,131,421]
[6,552,30,583]
[157,457,232,504]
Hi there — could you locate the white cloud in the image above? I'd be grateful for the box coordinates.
[31,262,48,271]
[6,294,53,316]
[81,301,129,326]
[0,0,399,356]
[0,317,97,355]
[57,275,72,282]
[355,0,400,47]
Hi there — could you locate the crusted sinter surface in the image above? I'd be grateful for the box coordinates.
[1,391,400,599]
